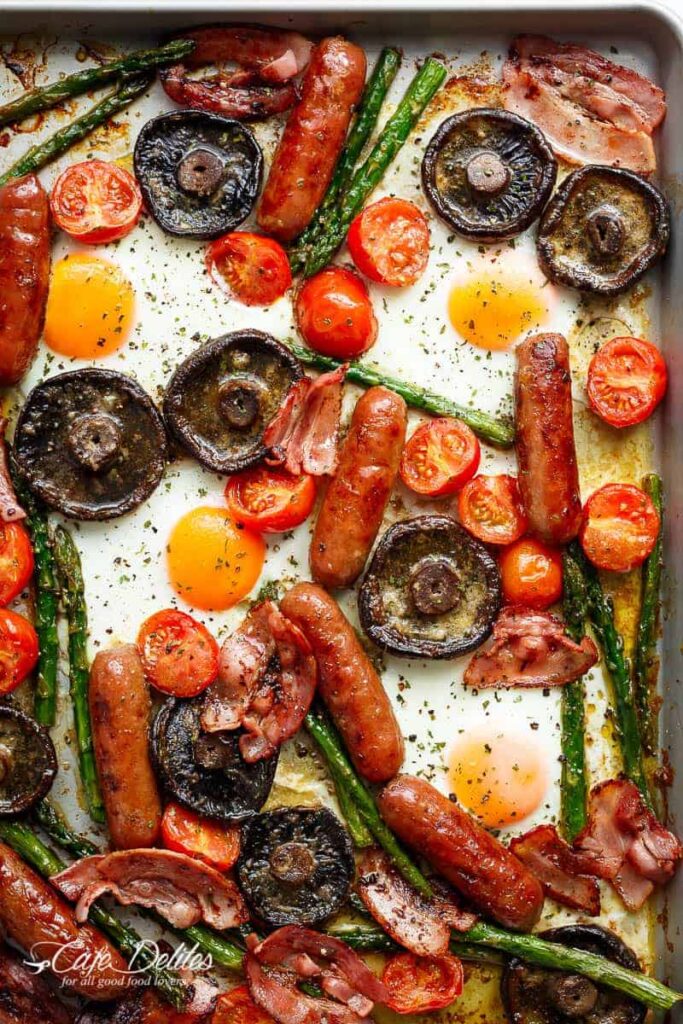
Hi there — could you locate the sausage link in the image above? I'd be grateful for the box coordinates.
[90,645,162,850]
[280,582,404,783]
[378,775,545,932]
[515,333,582,545]
[0,841,130,1000]
[0,174,50,386]
[257,37,366,241]
[311,386,407,589]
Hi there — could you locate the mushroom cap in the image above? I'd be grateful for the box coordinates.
[14,368,167,521]
[422,108,557,241]
[237,806,355,927]
[358,514,501,659]
[134,110,263,239]
[537,165,670,295]
[151,698,278,824]
[163,330,304,474]
[0,707,57,815]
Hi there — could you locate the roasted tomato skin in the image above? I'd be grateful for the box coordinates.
[400,417,480,497]
[382,952,464,1014]
[50,160,142,244]
[207,232,292,307]
[161,801,241,872]
[137,609,219,697]
[213,984,275,1024]
[0,522,34,606]
[580,482,660,572]
[499,537,563,609]
[458,474,528,545]
[225,466,316,533]
[295,267,378,359]
[587,336,667,428]
[0,609,39,695]
[347,197,430,287]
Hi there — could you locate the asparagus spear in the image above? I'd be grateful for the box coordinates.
[286,342,515,448]
[560,550,590,841]
[302,57,447,277]
[0,39,194,129]
[289,47,402,274]
[633,473,663,754]
[331,924,505,966]
[0,820,186,1008]
[569,542,652,807]
[52,526,105,824]
[0,75,152,186]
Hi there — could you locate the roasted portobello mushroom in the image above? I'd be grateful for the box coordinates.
[237,806,355,927]
[537,166,670,295]
[164,330,304,474]
[422,108,557,241]
[358,514,501,659]
[0,707,57,815]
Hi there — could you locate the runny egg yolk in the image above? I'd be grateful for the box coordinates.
[167,506,265,612]
[449,729,547,828]
[448,272,551,351]
[44,252,135,359]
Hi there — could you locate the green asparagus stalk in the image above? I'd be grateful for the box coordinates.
[302,57,447,277]
[330,924,505,966]
[633,473,663,755]
[305,707,433,897]
[286,342,515,448]
[0,39,194,129]
[289,47,402,274]
[560,550,590,841]
[0,75,152,186]
[569,542,652,807]
[0,820,187,1008]
[52,526,105,824]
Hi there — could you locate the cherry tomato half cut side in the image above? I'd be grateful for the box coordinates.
[382,952,464,1014]
[0,522,34,607]
[207,232,292,307]
[580,482,660,573]
[161,801,241,872]
[400,417,480,497]
[499,537,563,609]
[458,474,528,545]
[50,160,142,244]
[587,336,667,428]
[347,197,430,287]
[137,609,219,697]
[225,466,316,534]
[213,986,276,1024]
[0,609,39,696]
[295,267,378,359]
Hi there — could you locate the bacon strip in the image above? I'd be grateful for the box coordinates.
[264,366,347,476]
[463,607,598,689]
[0,418,25,522]
[510,825,600,915]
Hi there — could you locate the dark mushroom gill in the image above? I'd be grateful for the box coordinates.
[0,707,57,815]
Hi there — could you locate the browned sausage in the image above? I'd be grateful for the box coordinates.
[378,775,545,932]
[257,37,366,241]
[515,333,582,545]
[0,841,130,1000]
[0,174,50,386]
[280,582,404,783]
[310,387,407,589]
[90,645,162,850]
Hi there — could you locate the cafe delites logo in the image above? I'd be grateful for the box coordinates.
[23,938,212,989]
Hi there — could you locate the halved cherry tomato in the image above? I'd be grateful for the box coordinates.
[580,483,659,572]
[458,474,528,545]
[587,336,667,428]
[295,267,378,359]
[347,197,430,287]
[0,609,39,696]
[161,801,240,872]
[207,232,292,307]
[499,537,563,609]
[400,417,480,497]
[50,160,142,244]
[0,522,34,607]
[225,466,316,534]
[137,609,219,697]
[382,952,464,1014]
[213,985,275,1024]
